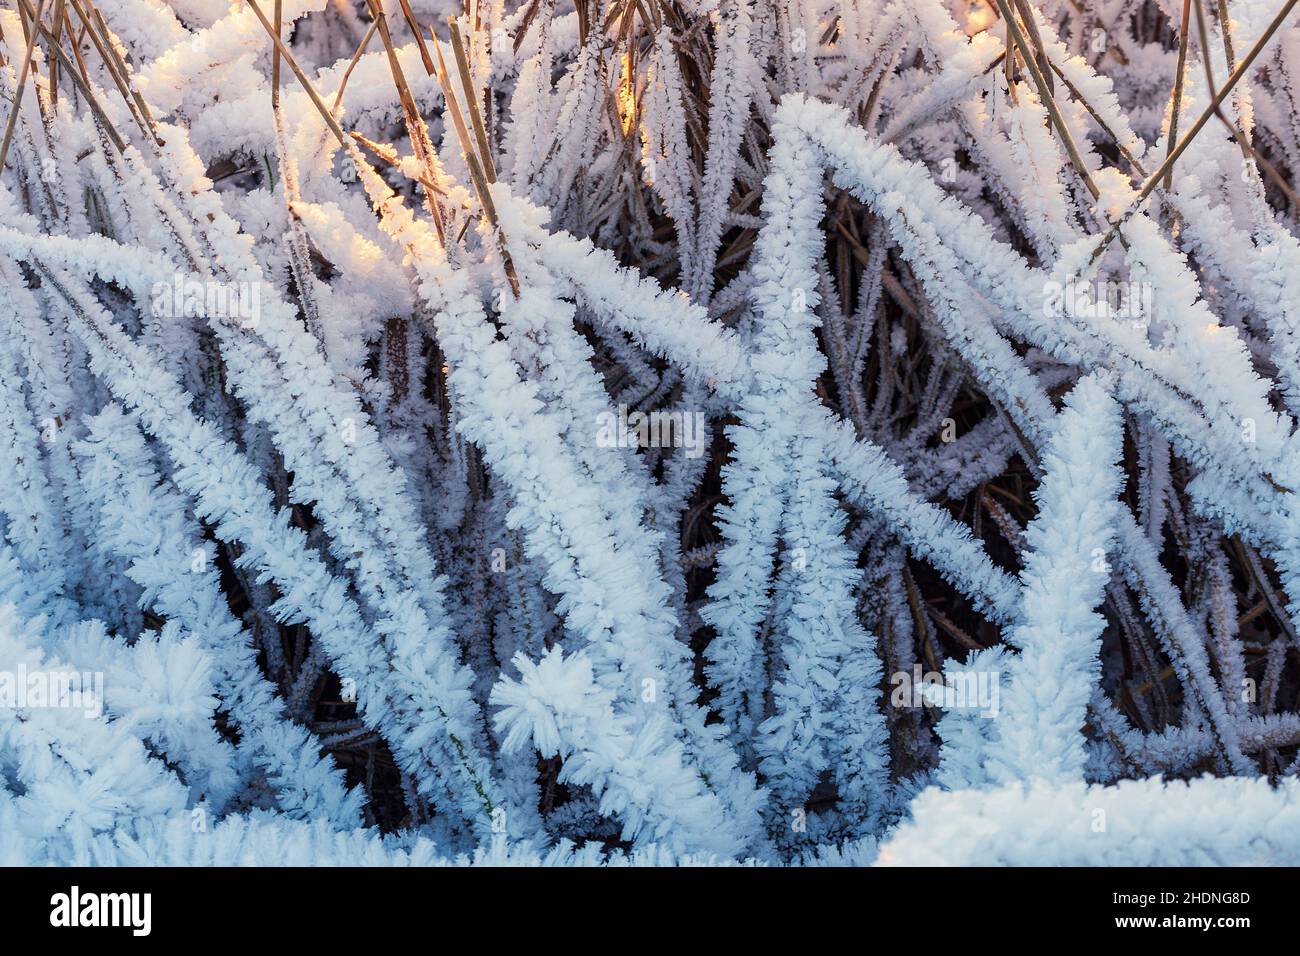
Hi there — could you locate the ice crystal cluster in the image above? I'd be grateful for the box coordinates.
[2,0,1300,866]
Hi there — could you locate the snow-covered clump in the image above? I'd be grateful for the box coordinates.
[2,0,1300,865]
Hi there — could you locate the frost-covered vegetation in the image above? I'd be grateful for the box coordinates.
[2,0,1300,866]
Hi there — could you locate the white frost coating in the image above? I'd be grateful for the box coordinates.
[983,373,1124,785]
[3,0,1300,867]
[879,777,1300,866]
